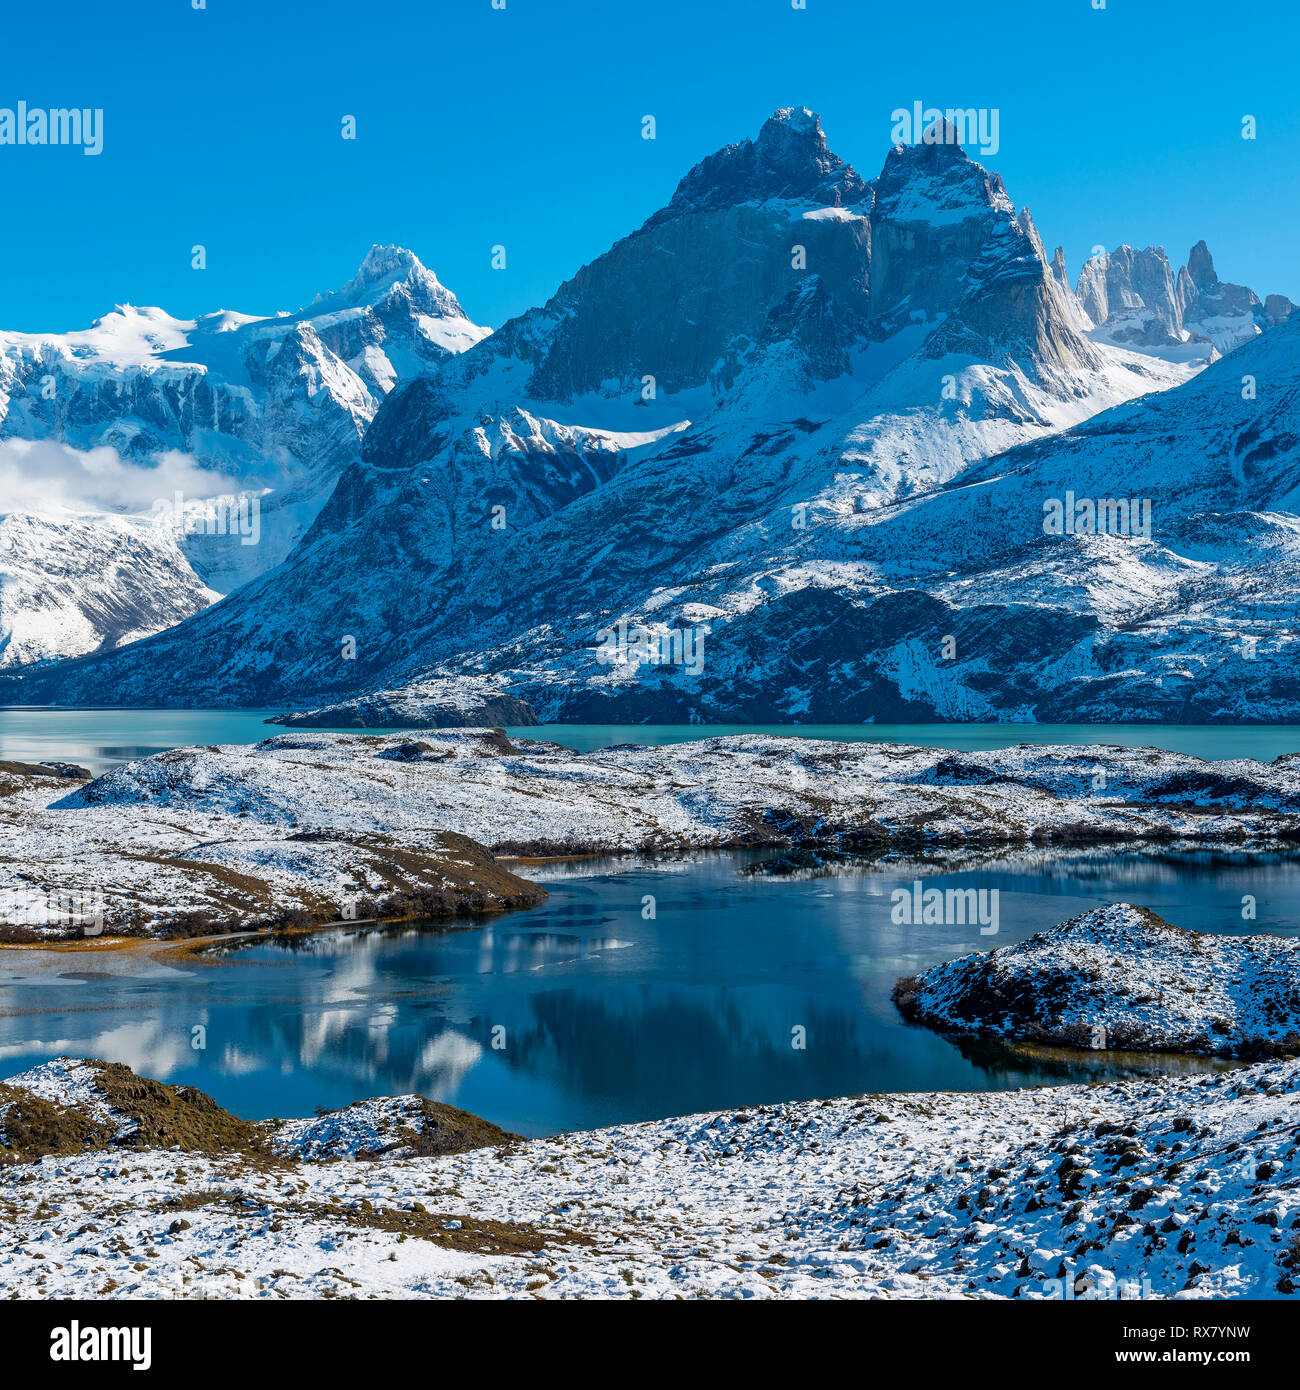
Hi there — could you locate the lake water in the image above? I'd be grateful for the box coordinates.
[1,847,1290,1137]
[3,706,1300,772]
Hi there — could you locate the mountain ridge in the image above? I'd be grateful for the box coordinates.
[2,107,1295,720]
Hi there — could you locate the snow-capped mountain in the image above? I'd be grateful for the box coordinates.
[420,303,1300,723]
[1072,239,1293,358]
[0,247,487,591]
[5,108,1296,721]
[0,247,487,666]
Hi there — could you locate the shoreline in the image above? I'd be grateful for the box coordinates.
[8,728,1300,945]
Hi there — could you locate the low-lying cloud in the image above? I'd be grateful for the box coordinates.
[0,438,242,518]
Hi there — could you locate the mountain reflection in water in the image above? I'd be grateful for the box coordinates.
[0,845,1290,1136]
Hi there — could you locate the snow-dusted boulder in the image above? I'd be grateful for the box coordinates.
[268,1095,516,1161]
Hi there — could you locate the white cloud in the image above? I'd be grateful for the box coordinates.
[0,438,242,518]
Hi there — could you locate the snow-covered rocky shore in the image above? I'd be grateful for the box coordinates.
[0,732,547,941]
[2,1053,1298,1299]
[6,730,1300,939]
[895,904,1300,1059]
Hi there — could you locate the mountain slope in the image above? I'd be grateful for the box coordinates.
[0,512,215,667]
[4,108,1213,710]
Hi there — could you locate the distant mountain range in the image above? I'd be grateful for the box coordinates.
[1073,238,1294,357]
[3,108,1297,721]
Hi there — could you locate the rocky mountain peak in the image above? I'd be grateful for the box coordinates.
[754,105,832,164]
[871,128,1012,225]
[1187,238,1218,291]
[645,106,869,228]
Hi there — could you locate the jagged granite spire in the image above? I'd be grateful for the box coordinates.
[1075,244,1185,346]
[1050,246,1073,294]
[1187,238,1218,292]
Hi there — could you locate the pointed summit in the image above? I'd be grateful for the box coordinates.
[1187,239,1218,291]
[1051,246,1070,291]
[1179,241,1265,353]
[645,106,868,229]
[306,245,487,356]
[328,245,450,307]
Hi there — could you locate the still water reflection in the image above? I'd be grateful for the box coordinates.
[0,847,1286,1136]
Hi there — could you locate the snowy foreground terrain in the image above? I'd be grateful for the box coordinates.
[5,747,1300,1300]
[1,1049,1298,1299]
[6,730,1300,938]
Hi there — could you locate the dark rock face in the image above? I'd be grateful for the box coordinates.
[1186,238,1218,291]
[539,588,1102,724]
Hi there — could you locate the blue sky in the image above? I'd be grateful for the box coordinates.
[1,0,1297,332]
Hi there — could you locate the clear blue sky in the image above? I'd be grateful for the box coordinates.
[2,0,1297,333]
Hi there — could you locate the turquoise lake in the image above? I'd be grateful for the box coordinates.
[0,846,1289,1136]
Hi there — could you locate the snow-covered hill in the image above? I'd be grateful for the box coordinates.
[0,246,487,665]
[4,1050,1300,1299]
[896,903,1300,1058]
[7,731,1300,941]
